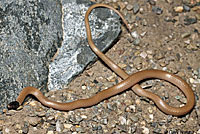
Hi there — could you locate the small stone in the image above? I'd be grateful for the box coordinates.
[22,123,29,134]
[135,99,141,105]
[29,101,38,107]
[56,120,63,132]
[147,50,153,54]
[133,38,141,45]
[118,2,126,10]
[184,40,191,44]
[26,117,41,126]
[187,44,198,50]
[101,118,108,125]
[142,126,150,134]
[130,116,139,122]
[166,0,173,3]
[175,95,181,100]
[140,51,147,58]
[183,5,190,12]
[81,85,87,90]
[126,4,133,10]
[174,6,184,13]
[0,120,4,126]
[47,115,55,121]
[64,124,73,129]
[148,0,156,5]
[181,32,191,38]
[152,6,163,15]
[47,131,54,134]
[155,53,164,60]
[141,121,146,126]
[198,68,200,78]
[189,78,195,83]
[153,128,161,133]
[148,107,153,114]
[131,31,139,38]
[140,31,147,37]
[133,3,140,14]
[80,115,87,119]
[149,114,154,121]
[5,128,10,133]
[118,63,127,69]
[129,105,136,112]
[119,116,127,125]
[184,16,197,25]
[18,130,23,134]
[197,129,200,133]
[160,61,167,67]
[15,124,21,129]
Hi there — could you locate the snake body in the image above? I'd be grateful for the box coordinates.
[8,4,195,116]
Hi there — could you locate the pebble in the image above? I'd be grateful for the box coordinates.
[153,128,161,133]
[183,5,190,12]
[198,68,200,78]
[133,38,141,45]
[126,4,133,11]
[149,114,154,121]
[135,99,141,105]
[148,0,156,5]
[181,32,191,38]
[148,107,153,114]
[118,63,127,69]
[174,6,184,13]
[4,128,9,133]
[130,116,139,122]
[142,126,150,134]
[101,118,108,125]
[187,44,198,50]
[64,123,73,129]
[133,3,140,14]
[47,131,54,134]
[140,51,147,58]
[26,117,41,126]
[118,2,126,10]
[184,39,191,44]
[184,16,197,25]
[131,31,139,38]
[155,53,164,60]
[56,120,63,132]
[152,6,163,15]
[166,0,173,3]
[81,85,87,90]
[22,122,29,134]
[119,116,127,125]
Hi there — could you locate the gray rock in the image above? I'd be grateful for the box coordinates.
[133,3,140,14]
[184,16,197,25]
[0,0,121,111]
[48,0,121,90]
[183,5,190,12]
[152,6,163,15]
[0,0,62,111]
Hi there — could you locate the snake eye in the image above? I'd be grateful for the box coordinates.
[7,101,20,110]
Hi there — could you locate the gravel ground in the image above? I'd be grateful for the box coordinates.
[1,0,200,133]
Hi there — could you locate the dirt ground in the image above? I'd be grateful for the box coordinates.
[0,0,200,133]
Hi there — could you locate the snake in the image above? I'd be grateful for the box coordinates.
[7,4,195,116]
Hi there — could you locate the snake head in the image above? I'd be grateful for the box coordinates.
[7,101,20,110]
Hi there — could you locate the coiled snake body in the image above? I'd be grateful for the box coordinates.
[8,4,195,116]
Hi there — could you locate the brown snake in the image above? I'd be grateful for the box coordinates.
[8,4,195,116]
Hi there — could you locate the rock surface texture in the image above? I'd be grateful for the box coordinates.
[0,0,62,110]
[0,0,121,111]
[48,0,121,90]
